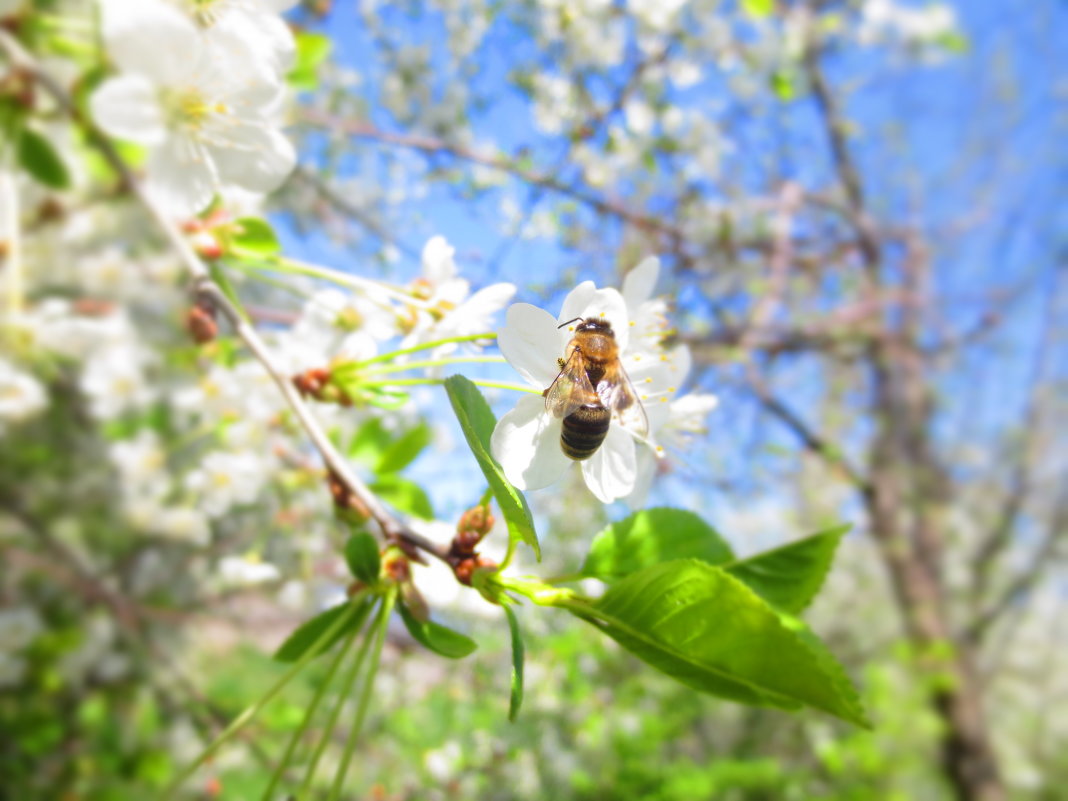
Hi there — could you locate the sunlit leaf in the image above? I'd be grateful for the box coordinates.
[370,474,434,520]
[741,0,774,18]
[577,560,870,727]
[229,217,281,255]
[725,525,849,614]
[288,32,332,91]
[581,507,734,581]
[348,417,392,465]
[398,603,477,659]
[444,375,539,559]
[375,421,431,474]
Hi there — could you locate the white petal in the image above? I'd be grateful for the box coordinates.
[574,287,630,352]
[146,135,217,218]
[498,303,565,389]
[624,444,659,510]
[212,8,296,79]
[581,423,637,502]
[490,395,571,491]
[558,280,597,324]
[208,125,295,193]
[90,75,165,145]
[446,283,515,336]
[622,255,660,310]
[422,235,457,283]
[100,0,199,83]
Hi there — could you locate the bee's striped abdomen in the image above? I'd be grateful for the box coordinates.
[561,403,612,461]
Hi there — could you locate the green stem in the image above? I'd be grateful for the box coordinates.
[496,576,583,608]
[360,356,506,375]
[327,591,395,801]
[358,377,539,394]
[160,599,362,800]
[235,252,438,311]
[350,332,499,367]
[298,600,380,796]
[259,596,370,801]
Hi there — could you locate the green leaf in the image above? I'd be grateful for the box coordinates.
[288,31,332,92]
[370,474,434,519]
[273,599,371,663]
[444,375,539,559]
[348,417,392,465]
[725,525,849,614]
[579,560,869,727]
[581,507,734,581]
[771,69,798,101]
[398,604,477,659]
[344,532,381,583]
[375,422,431,474]
[18,128,70,189]
[741,0,774,18]
[503,605,525,722]
[229,217,281,255]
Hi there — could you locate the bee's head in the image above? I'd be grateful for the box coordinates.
[576,317,613,333]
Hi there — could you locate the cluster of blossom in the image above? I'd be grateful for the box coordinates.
[90,0,298,218]
[857,0,959,50]
[491,257,717,505]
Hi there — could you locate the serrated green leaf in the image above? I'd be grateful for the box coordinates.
[288,32,332,92]
[581,507,734,581]
[344,532,381,583]
[229,217,281,255]
[398,603,477,659]
[503,605,524,722]
[19,128,70,189]
[370,474,434,520]
[375,422,431,474]
[579,560,869,727]
[444,375,539,559]
[725,525,849,614]
[273,599,371,663]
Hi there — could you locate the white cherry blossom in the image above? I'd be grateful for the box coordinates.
[172,0,298,81]
[91,0,295,218]
[185,449,268,518]
[0,357,48,431]
[78,343,155,420]
[400,236,515,353]
[218,555,281,586]
[490,279,673,503]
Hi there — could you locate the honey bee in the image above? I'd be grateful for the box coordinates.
[544,317,649,460]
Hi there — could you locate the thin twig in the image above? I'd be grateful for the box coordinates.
[0,29,450,565]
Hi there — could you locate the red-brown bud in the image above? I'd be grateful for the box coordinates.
[186,303,217,345]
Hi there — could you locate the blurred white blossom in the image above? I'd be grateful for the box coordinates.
[0,357,48,431]
[91,0,295,217]
[185,450,268,518]
[218,555,281,586]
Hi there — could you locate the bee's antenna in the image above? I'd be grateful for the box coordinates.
[557,317,583,329]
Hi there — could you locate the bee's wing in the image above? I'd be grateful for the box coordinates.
[596,362,649,439]
[545,349,597,419]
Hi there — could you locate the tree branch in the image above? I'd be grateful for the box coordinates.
[1,29,450,566]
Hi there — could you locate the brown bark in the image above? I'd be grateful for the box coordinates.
[864,327,1004,801]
